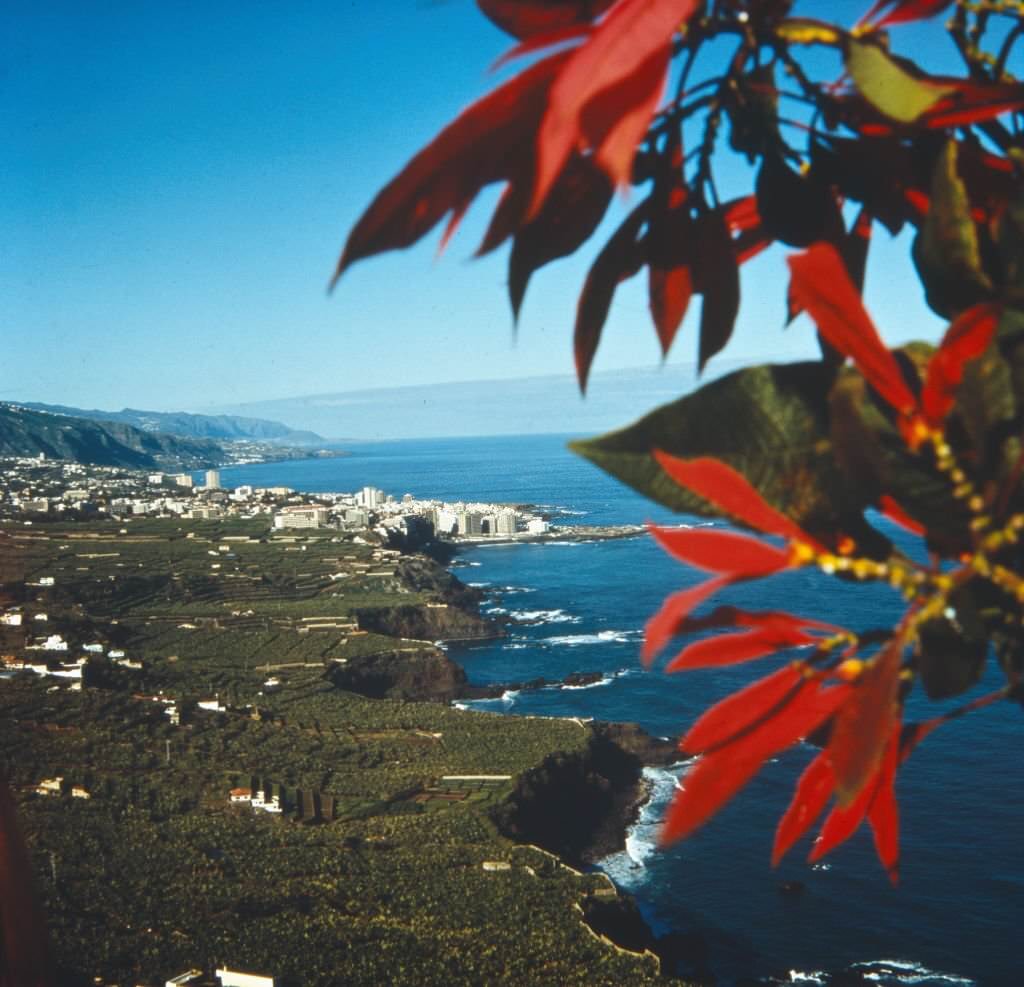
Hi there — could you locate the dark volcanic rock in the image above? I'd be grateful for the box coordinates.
[328,649,467,702]
[491,721,676,867]
[395,556,484,608]
[354,603,498,642]
[563,671,605,687]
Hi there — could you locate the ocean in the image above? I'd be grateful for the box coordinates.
[217,434,1023,986]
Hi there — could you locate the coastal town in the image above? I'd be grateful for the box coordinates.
[0,454,643,544]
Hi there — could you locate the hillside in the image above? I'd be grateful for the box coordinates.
[22,401,324,445]
[0,403,316,470]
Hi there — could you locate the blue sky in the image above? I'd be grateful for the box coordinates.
[3,1,959,421]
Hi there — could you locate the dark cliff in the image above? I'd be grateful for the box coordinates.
[491,722,677,868]
[328,648,468,702]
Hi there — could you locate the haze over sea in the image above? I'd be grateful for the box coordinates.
[217,433,1022,986]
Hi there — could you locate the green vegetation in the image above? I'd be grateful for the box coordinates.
[2,517,681,985]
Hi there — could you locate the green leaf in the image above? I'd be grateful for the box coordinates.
[569,362,867,543]
[844,39,951,124]
[996,188,1024,310]
[917,584,988,700]
[912,140,993,320]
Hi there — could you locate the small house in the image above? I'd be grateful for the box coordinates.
[216,968,276,987]
[35,777,63,796]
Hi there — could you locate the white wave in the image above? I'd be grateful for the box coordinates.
[558,667,633,690]
[501,585,537,594]
[544,629,639,646]
[484,606,508,615]
[503,642,530,650]
[510,608,580,624]
[811,862,831,872]
[786,972,828,985]
[467,581,490,587]
[452,702,470,710]
[849,960,976,986]
[561,675,612,691]
[597,762,691,890]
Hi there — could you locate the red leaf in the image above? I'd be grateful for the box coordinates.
[922,81,1024,129]
[860,0,953,30]
[653,452,817,546]
[478,0,614,40]
[682,668,845,755]
[533,0,699,213]
[682,665,799,750]
[334,51,570,283]
[649,265,694,354]
[574,202,648,393]
[808,764,880,863]
[867,722,902,884]
[647,127,694,354]
[663,680,850,843]
[787,244,918,416]
[642,575,729,665]
[921,302,1001,426]
[677,605,843,637]
[504,154,613,320]
[580,47,670,193]
[825,635,903,805]
[772,751,834,866]
[648,526,791,577]
[878,494,925,536]
[666,625,816,672]
[692,208,740,371]
[723,195,760,234]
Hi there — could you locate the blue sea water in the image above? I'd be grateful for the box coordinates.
[219,435,1023,986]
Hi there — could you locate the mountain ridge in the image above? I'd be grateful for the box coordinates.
[21,401,324,445]
[0,403,328,470]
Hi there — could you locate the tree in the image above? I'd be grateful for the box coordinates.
[334,0,1024,883]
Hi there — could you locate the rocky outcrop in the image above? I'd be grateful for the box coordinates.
[395,556,485,609]
[328,648,467,702]
[491,722,676,868]
[354,603,498,642]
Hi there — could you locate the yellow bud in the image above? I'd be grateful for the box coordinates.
[835,658,865,682]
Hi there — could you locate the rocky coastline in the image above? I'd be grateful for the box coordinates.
[333,547,702,977]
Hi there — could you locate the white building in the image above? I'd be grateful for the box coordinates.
[205,469,221,489]
[494,509,518,536]
[216,968,276,987]
[174,474,195,489]
[356,485,385,508]
[273,505,329,529]
[434,509,458,535]
[527,518,550,534]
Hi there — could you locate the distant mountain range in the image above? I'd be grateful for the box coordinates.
[21,402,325,446]
[0,403,330,470]
[196,363,747,441]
